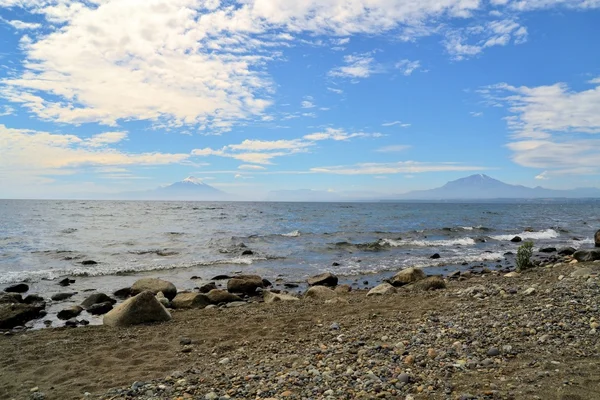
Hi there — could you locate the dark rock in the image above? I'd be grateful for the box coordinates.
[307,272,338,287]
[596,229,600,247]
[227,275,264,295]
[332,262,340,266]
[206,289,242,304]
[81,260,97,265]
[113,287,131,299]
[0,303,45,329]
[103,291,171,327]
[190,276,201,280]
[430,253,441,259]
[0,293,23,304]
[198,283,217,293]
[51,292,76,301]
[81,293,116,308]
[58,278,75,287]
[284,283,299,289]
[4,283,29,293]
[387,268,426,287]
[211,275,232,280]
[487,347,500,357]
[241,249,254,255]
[57,306,83,320]
[539,247,557,253]
[262,278,272,287]
[171,293,210,309]
[131,278,177,300]
[448,270,461,279]
[64,318,79,327]
[87,302,114,315]
[510,236,522,243]
[573,249,600,262]
[180,337,192,345]
[558,246,576,256]
[23,294,45,305]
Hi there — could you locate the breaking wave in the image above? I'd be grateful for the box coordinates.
[490,229,559,241]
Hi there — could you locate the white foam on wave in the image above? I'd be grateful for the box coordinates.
[490,229,559,241]
[282,230,301,237]
[461,226,474,231]
[381,237,476,247]
[572,238,593,245]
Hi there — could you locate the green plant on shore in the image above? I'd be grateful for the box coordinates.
[516,241,534,271]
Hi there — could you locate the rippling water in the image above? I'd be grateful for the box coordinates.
[1,199,599,288]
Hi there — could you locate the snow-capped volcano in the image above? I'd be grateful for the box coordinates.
[181,176,207,185]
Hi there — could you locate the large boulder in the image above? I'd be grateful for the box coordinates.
[57,306,83,320]
[263,291,300,303]
[81,293,116,308]
[387,268,426,287]
[367,283,397,296]
[0,293,23,304]
[103,291,172,327]
[4,283,29,293]
[596,230,600,248]
[558,246,576,256]
[307,272,338,287]
[573,249,600,262]
[408,276,447,291]
[171,293,210,309]
[206,289,242,304]
[227,275,264,295]
[304,286,337,300]
[131,278,177,300]
[198,282,217,293]
[0,303,45,329]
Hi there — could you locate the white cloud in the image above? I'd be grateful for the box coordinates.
[375,145,411,152]
[382,121,411,127]
[0,105,14,116]
[2,19,41,30]
[238,164,267,170]
[303,127,382,141]
[327,87,344,94]
[0,124,189,183]
[535,171,549,180]
[470,111,483,117]
[310,161,486,175]
[329,54,378,79]
[301,100,316,108]
[395,59,421,76]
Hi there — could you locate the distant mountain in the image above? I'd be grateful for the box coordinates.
[119,176,230,200]
[396,174,600,200]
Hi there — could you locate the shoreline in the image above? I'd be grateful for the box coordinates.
[2,255,600,399]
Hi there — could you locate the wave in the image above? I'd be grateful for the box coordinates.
[381,237,477,247]
[281,230,301,237]
[489,229,559,241]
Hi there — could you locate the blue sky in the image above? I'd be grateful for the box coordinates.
[0,0,599,199]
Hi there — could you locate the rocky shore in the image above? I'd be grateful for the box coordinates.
[2,243,600,400]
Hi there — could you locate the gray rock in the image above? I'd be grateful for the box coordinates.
[558,246,576,256]
[596,229,600,248]
[171,292,211,309]
[131,278,177,300]
[23,294,45,304]
[387,267,426,287]
[87,302,114,315]
[487,347,500,357]
[573,249,600,262]
[81,293,116,308]
[570,268,593,278]
[206,289,242,304]
[51,292,76,301]
[307,272,338,287]
[198,282,217,293]
[4,283,29,293]
[103,291,172,327]
[227,275,264,295]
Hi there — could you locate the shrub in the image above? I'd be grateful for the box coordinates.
[516,241,534,271]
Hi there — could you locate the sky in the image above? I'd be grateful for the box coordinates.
[0,0,599,199]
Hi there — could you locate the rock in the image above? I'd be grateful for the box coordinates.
[241,249,253,255]
[211,275,232,280]
[198,283,217,293]
[570,268,593,278]
[523,287,537,296]
[87,302,114,315]
[227,275,264,295]
[263,291,300,303]
[171,292,210,309]
[504,271,520,277]
[398,373,411,383]
[325,297,349,305]
[334,284,352,294]
[388,267,426,287]
[57,306,83,320]
[0,303,45,329]
[206,289,242,304]
[558,246,576,256]
[305,285,337,300]
[283,283,299,289]
[573,249,600,262]
[81,260,97,265]
[103,291,172,327]
[64,318,79,327]
[487,347,500,357]
[51,292,76,301]
[225,301,247,308]
[510,236,522,243]
[58,278,75,287]
[448,270,461,279]
[430,253,441,259]
[4,283,29,293]
[307,272,338,287]
[409,276,446,291]
[0,293,23,304]
[596,229,600,247]
[131,278,177,300]
[539,247,557,253]
[262,278,272,287]
[180,337,192,345]
[155,292,170,307]
[113,287,131,299]
[81,293,116,308]
[367,283,397,296]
